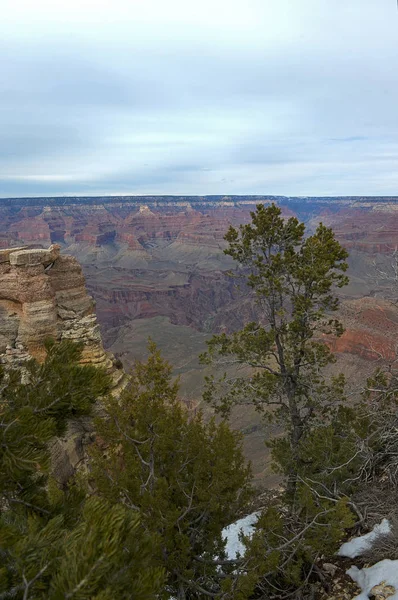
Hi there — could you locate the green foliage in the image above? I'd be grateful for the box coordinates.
[0,340,164,599]
[0,497,163,600]
[48,497,163,600]
[0,340,110,518]
[89,342,253,598]
[233,495,354,598]
[237,393,386,598]
[232,460,356,598]
[200,204,358,596]
[202,204,349,492]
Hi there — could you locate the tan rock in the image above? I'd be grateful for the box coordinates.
[9,244,60,267]
[0,245,113,369]
[322,562,338,576]
[0,245,128,484]
[0,247,28,264]
[370,582,396,599]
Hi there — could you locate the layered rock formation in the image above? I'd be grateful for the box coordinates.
[0,244,120,377]
[308,204,398,254]
[0,244,126,483]
[1,196,397,374]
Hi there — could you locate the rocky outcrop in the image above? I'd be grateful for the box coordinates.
[0,244,126,484]
[0,245,111,369]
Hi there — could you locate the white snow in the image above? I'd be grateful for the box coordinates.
[337,519,398,599]
[338,519,391,559]
[222,512,259,559]
[347,560,398,600]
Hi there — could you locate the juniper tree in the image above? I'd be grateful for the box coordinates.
[0,340,164,599]
[0,340,109,520]
[201,203,349,498]
[197,204,357,597]
[89,342,252,599]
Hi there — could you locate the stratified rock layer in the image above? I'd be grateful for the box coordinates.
[0,244,126,483]
[0,244,116,371]
[2,196,398,485]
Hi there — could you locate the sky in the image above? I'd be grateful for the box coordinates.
[1,0,398,197]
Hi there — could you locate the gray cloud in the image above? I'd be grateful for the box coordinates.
[1,0,398,196]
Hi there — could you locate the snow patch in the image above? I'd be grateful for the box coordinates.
[347,560,398,599]
[222,512,259,559]
[338,519,391,559]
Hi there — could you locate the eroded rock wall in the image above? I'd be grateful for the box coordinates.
[0,244,113,368]
[0,244,126,483]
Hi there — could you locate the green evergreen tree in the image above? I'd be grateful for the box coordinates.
[200,204,357,597]
[0,340,164,599]
[0,340,109,521]
[201,203,349,498]
[89,342,252,599]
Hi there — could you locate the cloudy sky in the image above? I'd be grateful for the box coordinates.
[1,0,398,197]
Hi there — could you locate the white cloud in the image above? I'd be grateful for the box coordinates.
[1,0,398,196]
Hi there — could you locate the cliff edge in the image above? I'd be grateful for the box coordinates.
[0,244,123,382]
[0,244,126,482]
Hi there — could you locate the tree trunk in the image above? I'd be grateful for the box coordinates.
[286,378,304,504]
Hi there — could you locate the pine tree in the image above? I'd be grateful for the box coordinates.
[89,342,252,599]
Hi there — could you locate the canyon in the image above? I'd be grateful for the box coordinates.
[1,195,397,483]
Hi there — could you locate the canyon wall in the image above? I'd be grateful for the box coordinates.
[2,196,398,483]
[1,196,396,340]
[1,196,397,376]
